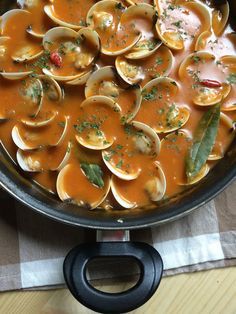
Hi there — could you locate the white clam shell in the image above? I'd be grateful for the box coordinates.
[75,96,121,150]
[57,163,111,209]
[40,75,64,103]
[43,27,100,81]
[185,164,210,186]
[12,48,43,63]
[86,0,142,56]
[212,1,229,36]
[145,161,166,202]
[85,66,142,122]
[44,5,82,30]
[1,9,30,34]
[66,69,93,86]
[122,4,161,60]
[179,51,216,80]
[12,116,68,151]
[115,45,174,85]
[141,77,190,133]
[195,31,212,51]
[110,161,166,208]
[16,141,72,172]
[208,113,234,161]
[21,111,57,128]
[156,1,211,51]
[102,121,161,181]
[1,9,44,62]
[193,83,231,107]
[0,36,33,79]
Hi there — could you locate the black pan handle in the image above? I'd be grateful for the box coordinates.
[63,242,163,314]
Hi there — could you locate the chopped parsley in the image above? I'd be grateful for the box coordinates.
[227,73,236,85]
[142,86,158,101]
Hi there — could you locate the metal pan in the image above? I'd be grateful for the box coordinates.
[0,1,236,313]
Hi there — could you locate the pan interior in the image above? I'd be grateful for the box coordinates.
[0,0,236,229]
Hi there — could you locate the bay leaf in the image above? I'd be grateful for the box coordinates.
[186,104,221,180]
[80,163,104,188]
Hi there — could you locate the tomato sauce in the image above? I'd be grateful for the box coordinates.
[0,0,235,210]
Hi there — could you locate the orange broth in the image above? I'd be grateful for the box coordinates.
[0,0,235,210]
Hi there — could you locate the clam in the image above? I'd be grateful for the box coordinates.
[86,0,142,56]
[121,4,161,60]
[155,1,211,50]
[66,69,94,86]
[1,9,44,62]
[57,162,111,209]
[19,77,44,118]
[110,161,166,209]
[179,53,233,108]
[85,66,142,122]
[17,0,53,38]
[125,0,154,5]
[12,116,68,151]
[115,45,174,86]
[40,75,64,103]
[102,121,161,181]
[0,36,33,79]
[195,31,212,51]
[193,82,231,107]
[16,141,72,172]
[136,77,190,133]
[0,71,33,81]
[219,55,236,111]
[12,48,43,63]
[179,52,216,80]
[44,5,81,30]
[212,1,229,36]
[75,96,121,150]
[208,113,235,161]
[178,51,226,105]
[43,27,100,82]
[21,111,57,128]
[180,164,210,186]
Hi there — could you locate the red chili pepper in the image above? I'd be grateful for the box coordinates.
[50,51,62,68]
[200,79,222,88]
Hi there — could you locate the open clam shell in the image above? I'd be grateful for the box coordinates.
[43,27,100,82]
[102,121,161,181]
[44,4,81,30]
[75,96,121,150]
[184,164,210,186]
[195,30,212,51]
[155,1,211,51]
[110,161,166,209]
[121,4,161,60]
[219,55,236,110]
[136,77,190,133]
[19,77,44,118]
[208,113,235,161]
[85,66,141,122]
[193,83,231,107]
[12,116,68,151]
[21,111,57,128]
[115,45,174,86]
[17,0,53,38]
[40,75,64,103]
[1,9,44,62]
[178,51,231,106]
[57,162,111,209]
[179,51,216,80]
[86,0,142,56]
[16,141,72,172]
[0,36,33,79]
[212,1,229,36]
